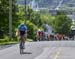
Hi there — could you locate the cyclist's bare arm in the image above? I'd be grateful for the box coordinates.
[24,31,27,40]
[16,29,20,37]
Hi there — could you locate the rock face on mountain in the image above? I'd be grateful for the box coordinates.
[17,0,75,9]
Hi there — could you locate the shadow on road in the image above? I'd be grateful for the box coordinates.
[21,52,32,55]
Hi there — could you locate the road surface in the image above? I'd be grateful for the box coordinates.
[0,41,75,59]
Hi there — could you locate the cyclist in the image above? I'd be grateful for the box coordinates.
[43,23,53,41]
[16,23,27,54]
[36,29,44,41]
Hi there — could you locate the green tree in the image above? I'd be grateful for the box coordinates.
[0,0,18,38]
[30,12,42,27]
[0,0,9,38]
[52,14,72,35]
[40,13,55,26]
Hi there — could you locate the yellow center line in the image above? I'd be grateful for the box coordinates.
[53,47,62,59]
[54,52,60,59]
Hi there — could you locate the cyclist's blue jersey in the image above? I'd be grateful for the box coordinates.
[18,24,27,32]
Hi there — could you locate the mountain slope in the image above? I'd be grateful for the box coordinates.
[17,0,75,9]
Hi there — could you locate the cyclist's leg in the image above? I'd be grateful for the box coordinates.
[21,35,25,49]
[20,36,23,49]
[19,35,25,54]
[19,36,23,54]
[21,34,26,50]
[24,34,27,48]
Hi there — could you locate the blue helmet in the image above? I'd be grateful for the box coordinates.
[18,24,27,31]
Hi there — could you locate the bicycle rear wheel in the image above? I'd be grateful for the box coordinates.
[19,40,25,54]
[20,48,23,54]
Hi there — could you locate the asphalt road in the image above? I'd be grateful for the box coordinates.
[0,41,75,59]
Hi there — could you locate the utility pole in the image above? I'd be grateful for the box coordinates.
[24,0,26,24]
[9,0,12,39]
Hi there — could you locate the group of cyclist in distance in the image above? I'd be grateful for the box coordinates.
[15,21,64,54]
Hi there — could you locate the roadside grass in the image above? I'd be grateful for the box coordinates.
[26,39,33,42]
[0,38,33,45]
[0,41,18,45]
